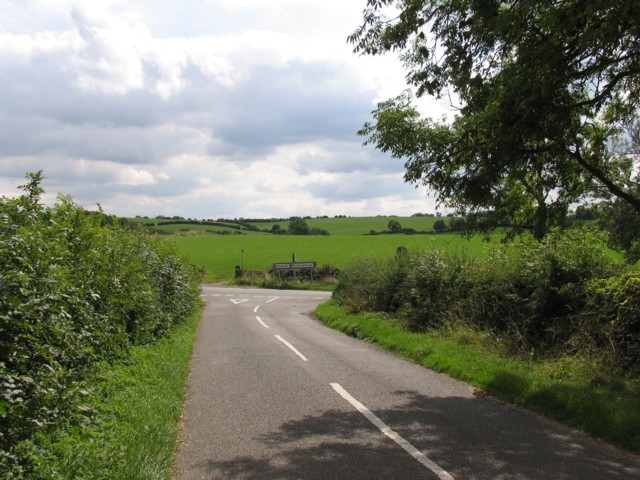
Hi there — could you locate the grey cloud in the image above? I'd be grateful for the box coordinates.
[206,60,376,157]
[1,26,376,167]
[0,164,200,216]
[0,2,426,219]
[307,173,410,202]
[293,140,403,176]
[1,54,172,129]
[0,49,224,166]
[0,114,192,165]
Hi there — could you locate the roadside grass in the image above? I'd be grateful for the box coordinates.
[316,300,640,454]
[174,234,497,282]
[41,306,202,480]
[232,275,338,291]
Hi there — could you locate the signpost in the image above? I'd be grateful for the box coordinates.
[272,262,317,270]
[235,251,318,280]
[271,256,317,280]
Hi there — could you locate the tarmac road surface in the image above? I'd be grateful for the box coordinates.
[174,286,640,479]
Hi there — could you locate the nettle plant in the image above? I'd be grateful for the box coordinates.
[0,172,200,476]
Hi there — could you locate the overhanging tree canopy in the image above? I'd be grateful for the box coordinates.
[350,0,640,238]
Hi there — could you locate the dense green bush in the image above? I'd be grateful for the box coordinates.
[334,254,413,313]
[586,272,640,375]
[333,258,379,311]
[334,227,638,372]
[0,172,200,478]
[506,228,619,350]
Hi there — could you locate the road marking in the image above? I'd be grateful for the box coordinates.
[230,299,249,304]
[254,305,261,313]
[330,383,454,480]
[265,296,279,304]
[255,316,269,329]
[275,335,308,362]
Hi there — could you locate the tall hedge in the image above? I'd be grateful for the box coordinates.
[334,227,640,374]
[0,172,200,477]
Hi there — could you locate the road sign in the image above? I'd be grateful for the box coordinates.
[292,262,316,269]
[273,263,293,269]
[272,262,317,270]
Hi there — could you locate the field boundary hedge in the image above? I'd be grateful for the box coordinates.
[0,172,201,478]
[333,227,640,375]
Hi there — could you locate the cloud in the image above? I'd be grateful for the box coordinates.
[205,59,378,157]
[306,172,411,202]
[289,140,402,176]
[0,0,439,219]
[69,6,146,95]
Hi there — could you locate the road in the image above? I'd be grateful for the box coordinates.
[175,286,640,479]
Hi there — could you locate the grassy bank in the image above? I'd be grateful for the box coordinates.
[35,306,202,480]
[316,300,640,454]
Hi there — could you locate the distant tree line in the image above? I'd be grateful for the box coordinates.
[271,217,330,236]
[150,219,261,232]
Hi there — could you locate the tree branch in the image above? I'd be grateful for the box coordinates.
[569,145,640,213]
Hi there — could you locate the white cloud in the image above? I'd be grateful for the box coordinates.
[0,29,77,58]
[117,166,156,185]
[69,6,146,94]
[0,0,440,218]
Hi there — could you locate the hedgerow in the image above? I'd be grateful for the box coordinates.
[334,227,640,374]
[0,172,200,478]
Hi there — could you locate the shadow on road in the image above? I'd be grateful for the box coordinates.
[197,390,640,479]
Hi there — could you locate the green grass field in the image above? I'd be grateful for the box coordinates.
[173,232,499,282]
[126,217,264,235]
[247,215,444,235]
[150,216,620,282]
[127,215,449,236]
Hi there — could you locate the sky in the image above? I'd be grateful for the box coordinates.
[0,0,451,219]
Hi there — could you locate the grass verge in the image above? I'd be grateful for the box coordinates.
[231,276,337,291]
[316,299,640,454]
[38,306,202,480]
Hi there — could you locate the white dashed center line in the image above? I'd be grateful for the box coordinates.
[255,316,270,329]
[275,335,308,362]
[330,383,454,480]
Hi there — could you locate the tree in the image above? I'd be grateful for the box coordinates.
[597,114,640,262]
[449,217,467,232]
[288,216,310,235]
[388,219,402,233]
[599,196,640,263]
[433,219,447,233]
[350,0,640,239]
[309,227,330,236]
[574,205,597,221]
